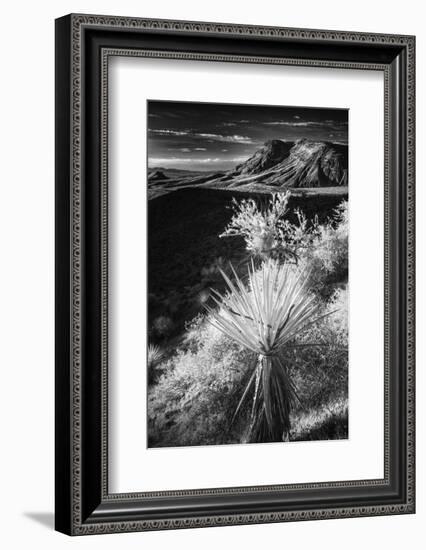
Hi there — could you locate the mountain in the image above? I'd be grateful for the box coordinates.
[229,139,348,187]
[233,140,294,175]
[148,169,168,182]
[147,139,348,198]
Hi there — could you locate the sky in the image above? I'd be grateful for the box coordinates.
[147,100,348,172]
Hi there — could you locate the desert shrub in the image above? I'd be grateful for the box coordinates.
[283,287,348,410]
[147,197,349,447]
[148,318,253,447]
[314,201,348,272]
[148,286,348,447]
[220,193,348,289]
[220,192,298,262]
[290,397,348,441]
[299,201,348,299]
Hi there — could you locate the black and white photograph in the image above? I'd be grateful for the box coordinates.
[0,0,418,543]
[147,100,349,448]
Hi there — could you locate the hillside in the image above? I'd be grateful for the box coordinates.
[148,139,348,198]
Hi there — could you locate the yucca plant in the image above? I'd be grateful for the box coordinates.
[206,259,329,443]
[148,343,164,385]
[148,343,163,369]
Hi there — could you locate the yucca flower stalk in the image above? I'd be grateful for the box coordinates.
[206,259,328,443]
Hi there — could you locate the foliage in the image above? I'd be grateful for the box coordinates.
[148,287,348,446]
[148,343,163,368]
[148,189,346,341]
[283,287,348,410]
[207,260,317,441]
[220,192,299,262]
[147,343,164,385]
[206,259,332,442]
[219,193,348,285]
[148,320,252,446]
[298,201,348,298]
[290,397,348,441]
[147,192,349,447]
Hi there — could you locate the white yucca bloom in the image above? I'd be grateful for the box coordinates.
[206,259,329,442]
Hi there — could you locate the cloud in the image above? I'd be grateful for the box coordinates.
[167,147,206,152]
[150,129,189,136]
[197,133,254,144]
[149,128,254,144]
[264,121,319,127]
[263,120,348,130]
[221,120,251,126]
[149,156,248,165]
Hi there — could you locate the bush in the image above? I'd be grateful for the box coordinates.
[219,193,348,296]
[148,287,348,447]
[283,287,348,410]
[290,397,348,441]
[299,201,348,299]
[148,318,253,447]
[147,196,349,447]
[220,192,298,262]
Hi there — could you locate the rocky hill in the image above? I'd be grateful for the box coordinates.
[148,169,168,182]
[233,140,294,175]
[229,139,348,188]
[147,139,348,198]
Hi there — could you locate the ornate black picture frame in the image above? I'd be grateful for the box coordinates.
[55,13,415,535]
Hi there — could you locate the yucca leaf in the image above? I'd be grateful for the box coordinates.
[205,259,333,442]
[231,358,258,425]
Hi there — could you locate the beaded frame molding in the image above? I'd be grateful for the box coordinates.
[55,14,415,535]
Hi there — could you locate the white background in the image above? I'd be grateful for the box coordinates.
[109,58,384,493]
[0,0,423,548]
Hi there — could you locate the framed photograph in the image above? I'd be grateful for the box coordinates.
[55,14,415,535]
